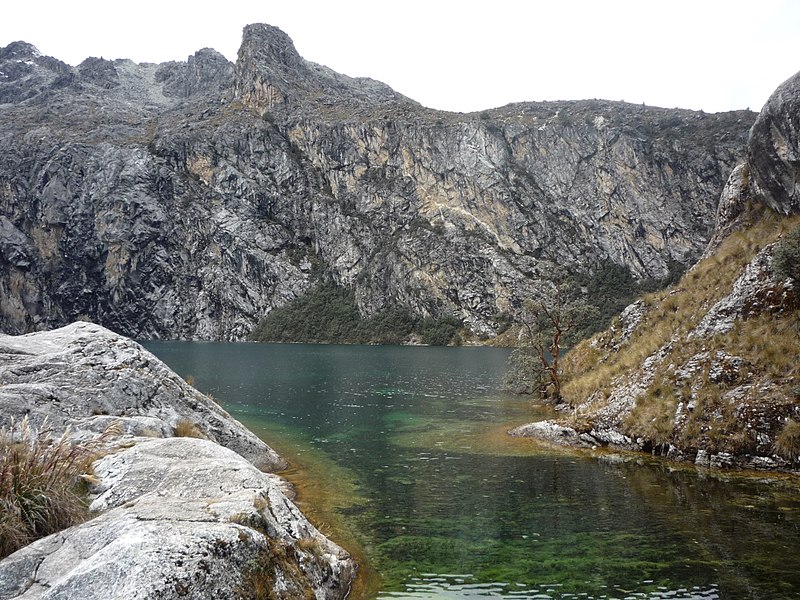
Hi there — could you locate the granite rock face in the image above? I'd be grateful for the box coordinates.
[748,69,800,215]
[0,437,355,600]
[0,322,356,599]
[0,321,285,470]
[0,24,753,339]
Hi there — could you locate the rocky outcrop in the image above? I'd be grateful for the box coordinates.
[0,437,354,599]
[748,69,800,215]
[0,24,754,340]
[512,67,800,470]
[0,323,356,599]
[0,321,284,470]
[512,234,799,471]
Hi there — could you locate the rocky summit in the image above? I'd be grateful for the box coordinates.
[0,24,754,340]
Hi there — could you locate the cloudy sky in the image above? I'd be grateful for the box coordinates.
[2,0,799,114]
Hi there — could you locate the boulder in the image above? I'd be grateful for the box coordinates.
[0,321,285,471]
[749,69,800,215]
[0,322,356,598]
[0,437,355,599]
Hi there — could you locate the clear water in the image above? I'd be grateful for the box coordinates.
[142,342,800,600]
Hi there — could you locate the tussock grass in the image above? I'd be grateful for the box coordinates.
[775,419,800,461]
[238,538,316,600]
[173,419,206,439]
[0,418,115,558]
[562,210,800,410]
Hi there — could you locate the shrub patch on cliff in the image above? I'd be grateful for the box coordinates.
[251,282,462,345]
[576,259,685,339]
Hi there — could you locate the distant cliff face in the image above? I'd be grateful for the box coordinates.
[0,24,754,340]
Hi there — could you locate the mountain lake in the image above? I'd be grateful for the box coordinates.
[143,342,800,600]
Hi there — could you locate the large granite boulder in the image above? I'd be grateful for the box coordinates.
[0,321,284,470]
[0,322,356,598]
[0,437,355,599]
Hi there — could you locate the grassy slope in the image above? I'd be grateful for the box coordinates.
[560,207,800,459]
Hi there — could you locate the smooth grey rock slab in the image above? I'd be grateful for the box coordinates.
[0,437,355,600]
[0,321,285,471]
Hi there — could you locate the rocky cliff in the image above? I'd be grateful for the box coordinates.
[512,70,800,471]
[0,24,754,340]
[0,322,356,599]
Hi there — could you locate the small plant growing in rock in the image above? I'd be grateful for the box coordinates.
[173,419,206,439]
[0,418,112,558]
[775,418,800,462]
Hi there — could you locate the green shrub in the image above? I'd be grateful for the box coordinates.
[503,348,549,396]
[0,418,112,558]
[251,282,462,346]
[419,316,462,346]
[773,225,800,282]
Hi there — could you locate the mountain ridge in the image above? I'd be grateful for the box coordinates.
[0,24,754,340]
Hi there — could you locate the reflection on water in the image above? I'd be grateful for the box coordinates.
[143,342,800,600]
[381,573,720,599]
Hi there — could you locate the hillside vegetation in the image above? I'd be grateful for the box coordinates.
[526,207,800,466]
[250,282,463,346]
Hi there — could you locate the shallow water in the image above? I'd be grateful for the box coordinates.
[143,342,800,599]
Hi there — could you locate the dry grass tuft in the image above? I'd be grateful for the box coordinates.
[0,417,114,558]
[775,419,800,462]
[556,211,800,454]
[172,419,206,439]
[563,211,800,410]
[238,539,316,600]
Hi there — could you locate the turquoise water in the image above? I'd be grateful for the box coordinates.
[143,342,800,599]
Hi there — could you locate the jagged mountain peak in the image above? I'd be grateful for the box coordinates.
[239,23,305,71]
[0,23,756,340]
[234,22,416,117]
[0,41,41,61]
[155,47,233,99]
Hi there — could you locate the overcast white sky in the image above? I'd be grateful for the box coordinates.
[2,1,799,114]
